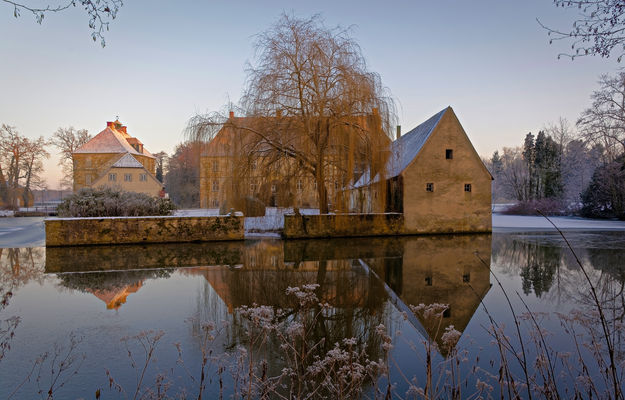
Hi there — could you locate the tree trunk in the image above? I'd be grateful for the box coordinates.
[0,164,7,204]
[315,167,329,214]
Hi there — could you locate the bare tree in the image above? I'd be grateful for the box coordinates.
[21,136,49,207]
[577,73,625,162]
[539,0,625,61]
[165,142,200,208]
[50,127,91,190]
[188,14,395,214]
[0,125,28,208]
[2,0,123,46]
[498,147,531,202]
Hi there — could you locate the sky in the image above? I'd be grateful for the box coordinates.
[0,0,621,189]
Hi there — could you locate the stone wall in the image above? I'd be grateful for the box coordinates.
[283,213,404,239]
[45,215,244,246]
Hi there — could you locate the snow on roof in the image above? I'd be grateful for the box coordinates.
[111,153,145,168]
[353,107,448,188]
[75,127,143,155]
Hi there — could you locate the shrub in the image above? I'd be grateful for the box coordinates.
[502,198,568,216]
[57,187,176,217]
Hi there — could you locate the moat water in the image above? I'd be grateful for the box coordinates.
[1,230,624,398]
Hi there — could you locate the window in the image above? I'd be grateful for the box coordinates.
[212,160,219,172]
[271,184,277,193]
[85,157,92,167]
[446,149,453,159]
[296,179,303,191]
[250,180,257,193]
[251,160,257,170]
[109,173,116,182]
[85,175,92,185]
[425,276,432,286]
[426,183,434,192]
[443,308,451,318]
[334,180,339,190]
[463,273,471,283]
[124,173,132,182]
[212,180,219,192]
[140,174,147,182]
[464,183,472,192]
[211,199,219,207]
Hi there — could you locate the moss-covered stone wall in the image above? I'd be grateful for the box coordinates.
[45,215,244,246]
[283,213,404,239]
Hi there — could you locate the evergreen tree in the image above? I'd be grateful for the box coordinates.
[581,156,625,219]
[522,132,535,200]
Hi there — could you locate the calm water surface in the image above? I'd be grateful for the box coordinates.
[1,232,624,398]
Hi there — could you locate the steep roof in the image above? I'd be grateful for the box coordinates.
[75,127,143,155]
[111,153,145,168]
[353,107,448,187]
[387,108,447,178]
[75,125,155,159]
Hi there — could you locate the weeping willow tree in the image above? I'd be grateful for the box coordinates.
[188,14,396,214]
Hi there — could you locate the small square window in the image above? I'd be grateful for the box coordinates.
[124,173,132,182]
[446,149,453,159]
[464,183,472,192]
[140,174,147,182]
[211,199,219,207]
[250,180,257,193]
[212,180,219,192]
[271,184,277,193]
[212,160,219,172]
[296,179,303,191]
[425,276,432,286]
[109,173,116,182]
[251,160,257,170]
[443,308,451,318]
[85,175,92,185]
[426,183,434,192]
[463,273,470,283]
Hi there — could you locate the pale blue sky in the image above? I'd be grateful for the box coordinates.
[0,0,620,188]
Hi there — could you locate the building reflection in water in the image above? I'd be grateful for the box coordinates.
[45,235,493,354]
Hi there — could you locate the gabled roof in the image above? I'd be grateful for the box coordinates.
[75,127,143,155]
[111,153,145,168]
[387,107,447,178]
[353,107,448,187]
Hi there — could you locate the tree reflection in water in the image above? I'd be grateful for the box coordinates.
[2,231,622,397]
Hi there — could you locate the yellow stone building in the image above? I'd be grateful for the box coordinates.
[200,115,336,210]
[199,113,385,211]
[73,120,162,196]
[351,107,493,234]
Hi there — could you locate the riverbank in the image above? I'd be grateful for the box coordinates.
[2,213,625,248]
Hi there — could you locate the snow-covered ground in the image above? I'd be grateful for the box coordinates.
[493,213,625,231]
[245,207,319,232]
[173,208,220,217]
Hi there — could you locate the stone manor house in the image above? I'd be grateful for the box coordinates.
[201,107,492,234]
[72,120,162,196]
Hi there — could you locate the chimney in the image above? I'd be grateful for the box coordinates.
[276,109,282,118]
[396,125,401,140]
[229,111,234,119]
[107,121,114,128]
[120,126,127,134]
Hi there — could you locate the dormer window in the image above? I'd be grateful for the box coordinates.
[446,149,453,159]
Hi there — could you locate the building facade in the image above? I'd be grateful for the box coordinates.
[73,120,162,196]
[351,107,493,234]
